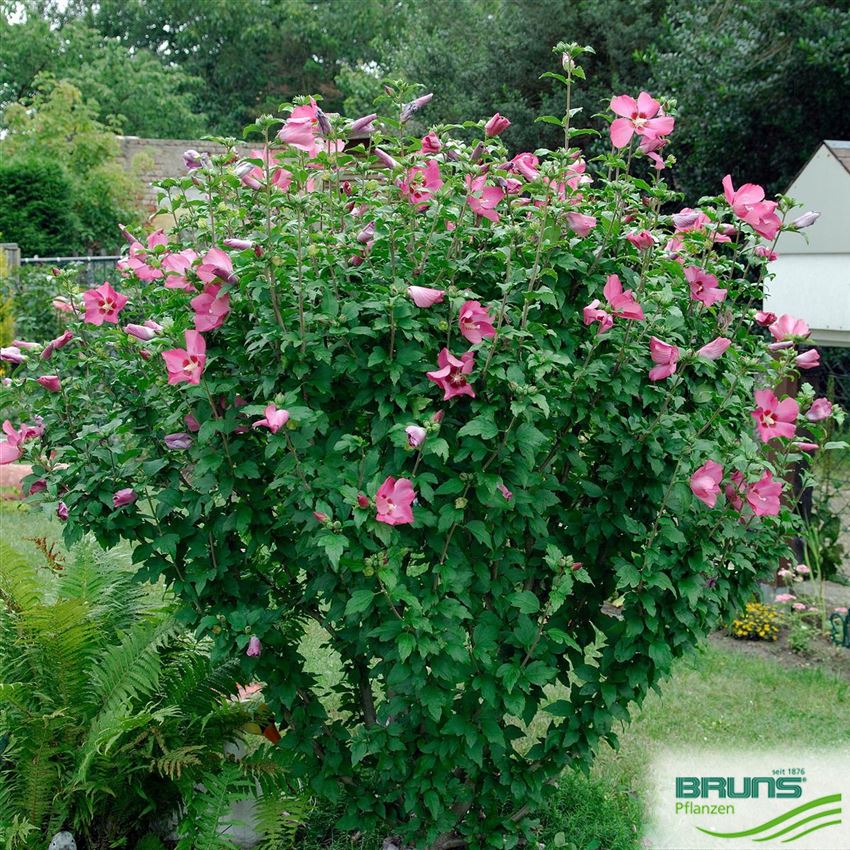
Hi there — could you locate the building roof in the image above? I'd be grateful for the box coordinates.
[824,140,850,177]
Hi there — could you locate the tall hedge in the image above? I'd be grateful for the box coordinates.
[0,157,80,257]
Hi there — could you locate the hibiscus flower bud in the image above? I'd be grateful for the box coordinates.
[51,267,62,277]
[791,211,820,229]
[165,432,193,450]
[113,488,137,508]
[246,636,262,657]
[754,310,777,327]
[316,107,332,136]
[672,211,700,229]
[374,147,400,169]
[223,238,255,250]
[470,142,485,163]
[124,323,158,341]
[0,346,25,365]
[357,493,369,509]
[498,483,513,501]
[405,425,426,448]
[57,501,69,521]
[454,497,468,510]
[432,410,444,424]
[36,375,61,392]
[349,113,377,135]
[626,230,655,250]
[796,349,820,370]
[805,398,832,422]
[400,92,433,122]
[357,221,376,244]
[313,511,329,523]
[754,246,778,261]
[183,149,204,169]
[484,113,511,138]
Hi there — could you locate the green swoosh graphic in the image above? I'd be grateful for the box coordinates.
[783,819,843,843]
[754,808,842,842]
[696,794,842,838]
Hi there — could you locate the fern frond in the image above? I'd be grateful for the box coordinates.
[153,745,206,781]
[17,599,98,711]
[254,793,312,850]
[175,761,254,850]
[0,541,45,612]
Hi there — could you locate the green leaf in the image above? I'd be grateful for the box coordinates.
[507,591,540,614]
[344,589,375,616]
[457,415,499,440]
[397,632,415,661]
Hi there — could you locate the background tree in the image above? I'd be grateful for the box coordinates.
[0,3,206,138]
[647,0,850,199]
[1,79,143,254]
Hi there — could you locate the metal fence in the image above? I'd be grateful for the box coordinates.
[20,254,123,287]
[806,346,850,576]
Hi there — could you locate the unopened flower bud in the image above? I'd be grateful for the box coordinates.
[791,211,820,230]
[316,107,332,136]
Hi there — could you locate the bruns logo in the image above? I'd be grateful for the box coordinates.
[676,776,805,799]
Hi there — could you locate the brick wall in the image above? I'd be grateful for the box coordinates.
[117,136,254,212]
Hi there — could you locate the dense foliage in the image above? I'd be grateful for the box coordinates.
[1,48,844,848]
[0,531,305,849]
[0,157,78,257]
[0,79,143,254]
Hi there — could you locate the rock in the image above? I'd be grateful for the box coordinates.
[48,833,76,850]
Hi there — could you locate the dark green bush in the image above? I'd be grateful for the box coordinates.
[0,157,80,256]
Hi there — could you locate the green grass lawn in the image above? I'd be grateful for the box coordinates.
[2,501,848,850]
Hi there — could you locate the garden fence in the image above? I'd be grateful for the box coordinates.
[805,346,850,575]
[20,254,123,286]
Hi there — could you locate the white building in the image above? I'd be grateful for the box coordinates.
[763,140,850,348]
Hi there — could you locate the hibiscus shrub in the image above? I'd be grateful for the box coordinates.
[1,45,844,849]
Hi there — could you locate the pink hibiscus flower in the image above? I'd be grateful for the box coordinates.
[399,160,443,210]
[458,301,496,344]
[769,314,810,341]
[408,286,445,308]
[162,249,198,291]
[696,337,732,361]
[685,266,727,307]
[252,403,289,434]
[427,348,476,400]
[82,282,128,326]
[375,476,415,526]
[609,92,674,148]
[162,330,206,385]
[510,152,540,181]
[751,389,798,442]
[603,274,644,320]
[805,398,832,422]
[466,175,505,222]
[197,248,236,285]
[648,337,680,381]
[690,460,723,508]
[190,284,231,332]
[722,175,782,240]
[746,470,783,517]
[566,212,597,237]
